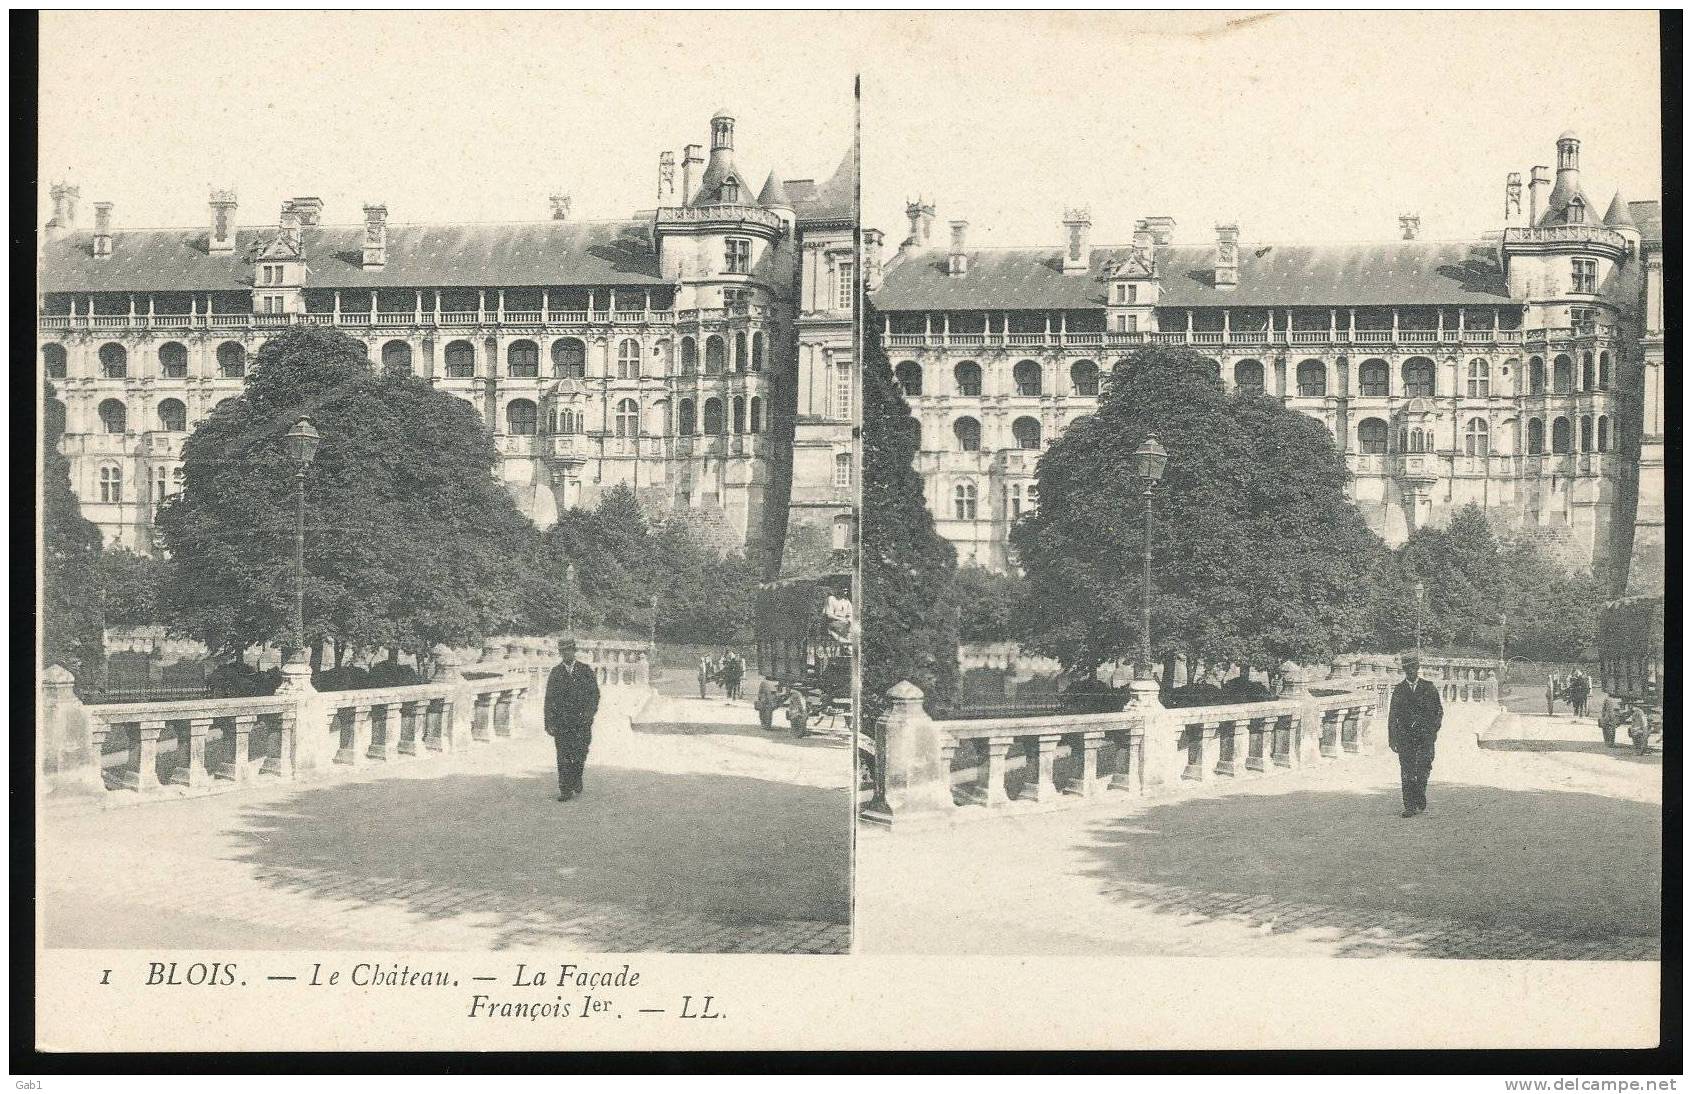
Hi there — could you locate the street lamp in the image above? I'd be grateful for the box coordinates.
[1131,434,1169,682]
[282,417,321,664]
[564,562,578,634]
[1412,579,1427,655]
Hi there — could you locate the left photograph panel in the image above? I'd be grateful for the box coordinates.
[33,11,856,961]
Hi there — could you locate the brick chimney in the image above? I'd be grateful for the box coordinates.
[862,227,885,291]
[549,193,571,221]
[291,196,324,226]
[1144,216,1177,245]
[362,204,388,269]
[1061,206,1092,274]
[279,201,302,250]
[45,182,80,241]
[1399,214,1420,240]
[1133,219,1154,262]
[947,220,969,277]
[208,188,237,253]
[1528,166,1551,225]
[680,144,704,207]
[1214,223,1239,290]
[92,201,113,259]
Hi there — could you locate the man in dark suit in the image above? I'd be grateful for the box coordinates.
[544,636,601,802]
[1388,653,1444,818]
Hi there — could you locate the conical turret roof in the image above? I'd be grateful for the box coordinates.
[757,170,790,209]
[1603,190,1637,229]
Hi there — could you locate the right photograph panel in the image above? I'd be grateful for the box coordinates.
[856,8,1665,980]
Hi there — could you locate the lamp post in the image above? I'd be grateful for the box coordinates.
[649,593,659,650]
[282,417,321,664]
[1413,579,1427,655]
[1131,434,1169,682]
[564,562,577,634]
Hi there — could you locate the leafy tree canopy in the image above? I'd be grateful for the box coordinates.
[156,327,534,660]
[1013,346,1383,676]
[41,380,106,673]
[861,305,960,723]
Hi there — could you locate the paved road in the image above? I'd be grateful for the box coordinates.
[41,693,852,954]
[858,706,1661,959]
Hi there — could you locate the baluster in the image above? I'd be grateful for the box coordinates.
[1107,729,1139,792]
[493,689,513,737]
[89,722,112,790]
[333,704,366,765]
[472,691,494,742]
[170,717,212,787]
[1341,706,1362,753]
[1015,733,1060,803]
[1181,721,1211,781]
[967,735,1013,807]
[1245,716,1268,772]
[398,700,421,755]
[1320,707,1340,758]
[216,714,256,782]
[368,703,395,761]
[1273,713,1296,767]
[426,697,447,751]
[123,720,165,792]
[939,737,961,806]
[1215,718,1242,776]
[1064,730,1105,797]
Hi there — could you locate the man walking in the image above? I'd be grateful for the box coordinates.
[1388,653,1444,818]
[1568,667,1591,719]
[544,636,601,802]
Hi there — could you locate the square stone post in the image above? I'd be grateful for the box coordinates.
[170,717,212,787]
[368,703,397,761]
[1064,730,1106,798]
[968,735,1014,807]
[122,720,165,792]
[1125,679,1182,793]
[493,689,514,737]
[1106,728,1140,793]
[216,714,256,782]
[471,691,494,743]
[397,700,422,755]
[1015,733,1061,803]
[260,712,296,778]
[333,703,367,766]
[1214,719,1243,777]
[860,681,956,828]
[39,664,103,796]
[1272,713,1296,767]
[1180,720,1212,782]
[431,644,474,752]
[275,656,326,774]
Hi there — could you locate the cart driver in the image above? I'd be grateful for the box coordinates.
[824,584,853,644]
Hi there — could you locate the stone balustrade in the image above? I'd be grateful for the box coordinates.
[38,640,562,803]
[863,667,1379,829]
[1330,652,1503,703]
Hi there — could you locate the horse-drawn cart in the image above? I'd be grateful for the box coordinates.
[753,571,854,736]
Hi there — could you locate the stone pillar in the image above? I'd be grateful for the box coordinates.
[170,717,212,787]
[861,681,955,827]
[123,720,165,792]
[368,703,397,761]
[275,656,328,774]
[431,644,474,752]
[1065,731,1107,798]
[39,664,103,796]
[217,713,256,782]
[397,700,422,755]
[1125,679,1181,793]
[1015,734,1061,803]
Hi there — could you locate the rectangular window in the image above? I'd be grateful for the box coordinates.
[1122,314,1138,333]
[1123,284,1137,304]
[725,238,751,275]
[1572,259,1597,294]
[836,261,855,311]
[723,288,748,310]
[834,364,852,420]
[1570,306,1597,333]
[261,266,272,286]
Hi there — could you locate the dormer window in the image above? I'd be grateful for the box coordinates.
[1567,199,1585,225]
[720,177,739,203]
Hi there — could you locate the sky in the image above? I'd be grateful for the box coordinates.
[39,11,1662,252]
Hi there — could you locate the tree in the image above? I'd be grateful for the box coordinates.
[954,566,1028,644]
[156,327,536,663]
[98,549,171,628]
[861,304,960,724]
[1012,346,1383,679]
[40,380,105,673]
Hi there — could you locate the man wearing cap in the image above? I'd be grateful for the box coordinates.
[544,636,601,802]
[1387,653,1444,818]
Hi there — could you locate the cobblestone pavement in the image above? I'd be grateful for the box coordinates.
[858,706,1661,960]
[41,693,852,954]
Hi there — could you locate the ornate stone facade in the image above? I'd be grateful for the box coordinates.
[38,110,851,564]
[872,132,1661,584]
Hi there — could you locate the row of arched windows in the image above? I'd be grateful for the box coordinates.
[77,397,214,435]
[949,415,1043,452]
[1355,415,1614,456]
[896,352,1618,402]
[42,341,246,380]
[676,395,765,436]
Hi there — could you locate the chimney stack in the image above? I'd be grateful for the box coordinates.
[279,201,302,250]
[1528,166,1551,225]
[208,188,237,253]
[1504,172,1523,227]
[45,182,80,241]
[549,193,572,221]
[1399,214,1421,241]
[1133,218,1154,260]
[1214,223,1239,290]
[92,201,114,259]
[947,220,969,277]
[362,204,388,269]
[291,197,324,227]
[680,144,705,206]
[658,151,675,203]
[1144,216,1176,246]
[1061,206,1092,274]
[862,227,885,292]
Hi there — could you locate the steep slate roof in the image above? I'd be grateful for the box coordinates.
[788,146,854,226]
[875,240,1514,311]
[39,220,666,293]
[1629,200,1662,243]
